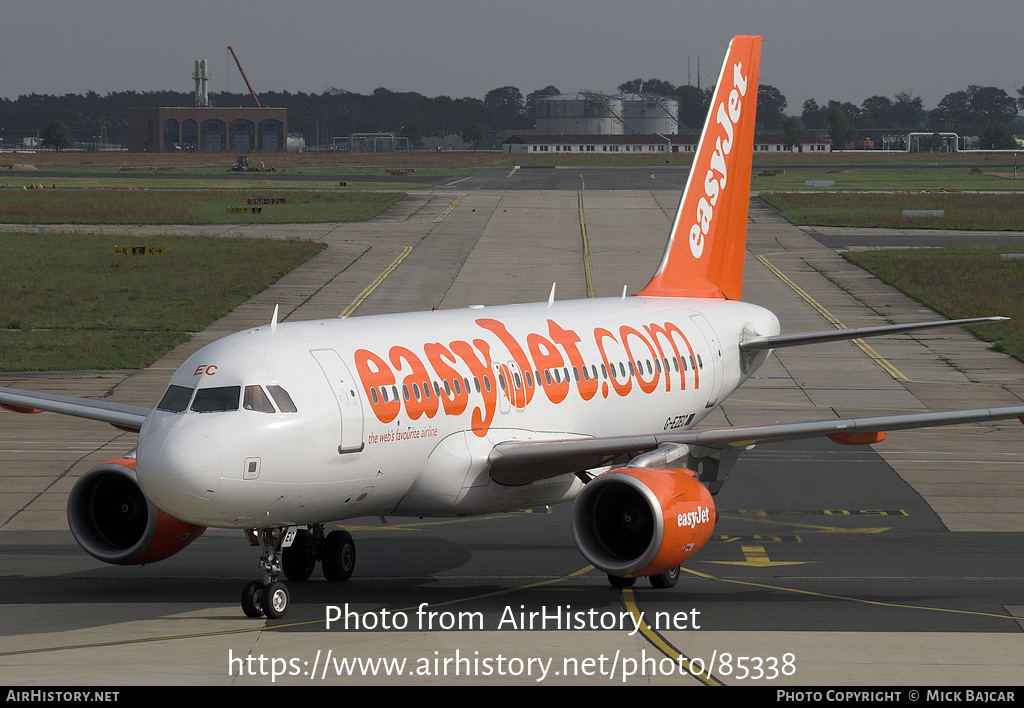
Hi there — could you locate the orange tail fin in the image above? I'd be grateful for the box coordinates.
[639,35,761,300]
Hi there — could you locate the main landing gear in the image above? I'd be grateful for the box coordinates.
[241,523,356,619]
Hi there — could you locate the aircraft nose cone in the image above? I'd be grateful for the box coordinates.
[137,425,222,520]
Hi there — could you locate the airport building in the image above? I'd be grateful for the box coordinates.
[126,107,288,153]
[753,132,831,153]
[504,132,830,154]
[505,133,685,154]
[125,58,288,153]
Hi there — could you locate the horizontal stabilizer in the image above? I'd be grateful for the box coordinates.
[739,317,1007,351]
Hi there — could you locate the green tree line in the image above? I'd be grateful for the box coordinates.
[0,88,527,149]
[1,79,1020,149]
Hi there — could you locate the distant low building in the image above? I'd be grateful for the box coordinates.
[504,133,681,155]
[127,107,288,153]
[752,132,831,153]
[503,132,830,154]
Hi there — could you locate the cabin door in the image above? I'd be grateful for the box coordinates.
[311,349,365,453]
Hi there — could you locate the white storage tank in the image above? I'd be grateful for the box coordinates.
[617,94,679,135]
[535,93,624,135]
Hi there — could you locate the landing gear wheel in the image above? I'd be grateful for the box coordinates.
[282,529,316,581]
[241,580,264,618]
[322,530,356,581]
[649,565,680,589]
[240,527,292,618]
[263,581,290,619]
[607,574,636,588]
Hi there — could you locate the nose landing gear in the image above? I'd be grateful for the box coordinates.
[241,524,357,618]
[240,527,293,619]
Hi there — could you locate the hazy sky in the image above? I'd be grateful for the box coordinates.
[3,0,1022,111]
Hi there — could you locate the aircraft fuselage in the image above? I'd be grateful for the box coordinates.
[136,295,780,528]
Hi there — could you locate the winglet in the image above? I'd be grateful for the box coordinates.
[638,35,761,300]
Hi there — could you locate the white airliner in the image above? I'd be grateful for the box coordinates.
[2,36,1022,619]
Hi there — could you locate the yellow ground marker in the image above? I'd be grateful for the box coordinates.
[340,245,414,317]
[757,255,909,381]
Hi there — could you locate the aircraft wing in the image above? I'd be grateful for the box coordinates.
[487,404,1024,485]
[0,386,150,433]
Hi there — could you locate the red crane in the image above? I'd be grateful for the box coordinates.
[227,45,261,108]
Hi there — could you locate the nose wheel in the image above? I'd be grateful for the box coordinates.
[241,578,291,619]
[241,524,357,618]
[241,528,294,619]
[241,580,265,618]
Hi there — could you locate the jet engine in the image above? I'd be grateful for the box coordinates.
[571,467,715,578]
[67,455,205,565]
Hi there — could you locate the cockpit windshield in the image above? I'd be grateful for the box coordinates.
[157,385,193,413]
[243,385,275,413]
[267,385,297,413]
[156,382,296,414]
[190,386,241,413]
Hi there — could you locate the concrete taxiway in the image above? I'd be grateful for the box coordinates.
[1,169,1023,685]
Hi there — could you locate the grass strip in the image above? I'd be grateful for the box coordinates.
[761,192,1024,231]
[0,232,325,370]
[0,189,405,224]
[843,247,1024,361]
[753,167,1024,192]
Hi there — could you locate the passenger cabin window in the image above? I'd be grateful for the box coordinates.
[243,385,276,413]
[157,385,193,413]
[191,386,241,413]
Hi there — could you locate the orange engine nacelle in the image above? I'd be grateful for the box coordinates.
[571,467,716,578]
[67,456,205,565]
